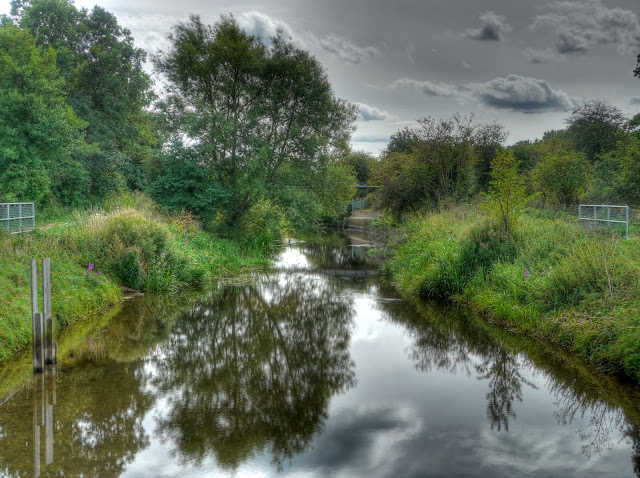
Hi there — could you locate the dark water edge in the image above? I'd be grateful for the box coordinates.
[1,231,640,477]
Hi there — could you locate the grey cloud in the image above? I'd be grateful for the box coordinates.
[320,34,380,64]
[391,78,459,97]
[465,11,511,41]
[530,0,640,55]
[469,75,577,112]
[630,97,640,105]
[523,47,564,64]
[392,74,577,113]
[355,102,391,121]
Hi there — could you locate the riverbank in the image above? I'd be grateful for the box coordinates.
[0,195,270,362]
[382,206,640,382]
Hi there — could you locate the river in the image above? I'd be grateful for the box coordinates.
[2,231,640,477]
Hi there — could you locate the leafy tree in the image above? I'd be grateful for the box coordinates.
[565,100,627,162]
[473,120,509,192]
[12,0,157,195]
[482,150,528,239]
[412,114,478,205]
[153,14,356,231]
[531,143,589,207]
[370,150,436,218]
[0,23,88,205]
[342,150,377,184]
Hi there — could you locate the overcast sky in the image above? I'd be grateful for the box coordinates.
[3,0,640,155]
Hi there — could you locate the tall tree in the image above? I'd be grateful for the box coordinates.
[153,14,356,229]
[565,99,627,162]
[12,0,157,195]
[0,23,88,205]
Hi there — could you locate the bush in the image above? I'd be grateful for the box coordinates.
[239,200,285,249]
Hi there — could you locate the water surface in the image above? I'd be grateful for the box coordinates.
[2,232,640,477]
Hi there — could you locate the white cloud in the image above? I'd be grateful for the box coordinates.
[238,11,296,45]
[355,102,391,121]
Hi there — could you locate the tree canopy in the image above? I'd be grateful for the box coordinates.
[151,14,356,231]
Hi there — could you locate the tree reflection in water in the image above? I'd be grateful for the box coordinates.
[386,299,640,474]
[393,301,535,432]
[149,271,356,471]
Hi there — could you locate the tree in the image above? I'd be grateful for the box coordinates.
[12,0,157,195]
[565,100,627,162]
[153,14,356,231]
[342,150,377,184]
[0,23,88,205]
[482,150,528,239]
[531,143,589,207]
[473,120,509,192]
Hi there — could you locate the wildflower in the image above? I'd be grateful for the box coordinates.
[524,268,529,278]
[87,262,94,279]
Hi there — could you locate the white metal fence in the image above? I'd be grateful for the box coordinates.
[578,205,629,239]
[0,202,35,234]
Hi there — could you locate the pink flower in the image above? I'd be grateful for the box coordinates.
[525,269,529,278]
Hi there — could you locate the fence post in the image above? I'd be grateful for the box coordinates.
[33,312,44,373]
[42,258,55,364]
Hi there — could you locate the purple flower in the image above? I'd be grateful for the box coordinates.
[524,269,529,278]
[88,263,95,279]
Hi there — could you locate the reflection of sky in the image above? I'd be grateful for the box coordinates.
[116,244,637,477]
[273,245,312,271]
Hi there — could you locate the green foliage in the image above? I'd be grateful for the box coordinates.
[238,199,285,249]
[0,23,88,205]
[385,206,640,381]
[482,150,529,239]
[153,14,356,231]
[371,150,435,218]
[373,115,507,217]
[342,150,377,184]
[565,100,627,162]
[13,0,158,199]
[531,143,589,206]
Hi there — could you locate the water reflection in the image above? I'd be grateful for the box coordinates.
[386,299,640,473]
[0,362,153,477]
[2,233,640,476]
[148,272,356,471]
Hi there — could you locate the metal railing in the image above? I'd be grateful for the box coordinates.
[0,202,35,234]
[351,198,367,211]
[578,204,629,239]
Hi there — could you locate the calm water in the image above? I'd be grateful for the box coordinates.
[2,232,640,477]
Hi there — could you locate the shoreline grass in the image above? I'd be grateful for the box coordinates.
[382,206,640,382]
[0,194,271,363]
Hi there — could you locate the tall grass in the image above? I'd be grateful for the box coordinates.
[0,194,271,362]
[384,206,640,381]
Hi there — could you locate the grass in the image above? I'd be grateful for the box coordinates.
[383,205,640,382]
[0,194,271,363]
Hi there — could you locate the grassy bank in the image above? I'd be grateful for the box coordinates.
[0,195,270,362]
[382,206,640,382]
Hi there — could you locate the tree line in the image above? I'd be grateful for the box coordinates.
[367,100,640,220]
[0,1,357,238]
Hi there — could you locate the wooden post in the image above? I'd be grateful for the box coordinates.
[31,260,39,372]
[42,258,55,364]
[33,312,44,373]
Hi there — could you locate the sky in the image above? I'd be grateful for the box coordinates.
[3,0,640,155]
